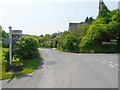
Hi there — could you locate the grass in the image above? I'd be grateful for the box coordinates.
[0,47,41,80]
[23,59,39,69]
[0,47,2,60]
[1,72,13,80]
[1,58,41,80]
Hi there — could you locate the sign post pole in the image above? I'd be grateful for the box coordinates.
[8,26,12,66]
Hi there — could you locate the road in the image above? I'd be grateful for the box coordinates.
[2,48,118,88]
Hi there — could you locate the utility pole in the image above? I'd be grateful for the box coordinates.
[8,26,12,66]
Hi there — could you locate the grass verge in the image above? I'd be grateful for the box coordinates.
[0,58,41,80]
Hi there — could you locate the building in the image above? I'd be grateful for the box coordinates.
[68,22,87,32]
[68,0,103,32]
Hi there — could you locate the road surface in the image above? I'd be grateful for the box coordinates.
[2,48,118,88]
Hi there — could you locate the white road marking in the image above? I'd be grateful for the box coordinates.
[109,62,113,64]
[96,59,116,68]
[108,64,114,67]
[114,64,118,66]
[101,61,105,64]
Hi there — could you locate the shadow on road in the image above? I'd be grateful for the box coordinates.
[7,78,14,83]
[46,61,57,65]
[16,74,32,79]
[7,71,18,83]
[6,56,44,84]
[7,73,32,83]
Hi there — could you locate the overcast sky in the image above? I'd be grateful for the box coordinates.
[0,0,119,36]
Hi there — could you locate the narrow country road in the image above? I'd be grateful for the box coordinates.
[2,48,118,88]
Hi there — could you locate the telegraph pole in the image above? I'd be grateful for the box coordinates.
[8,26,12,66]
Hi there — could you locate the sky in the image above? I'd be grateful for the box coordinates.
[0,0,119,36]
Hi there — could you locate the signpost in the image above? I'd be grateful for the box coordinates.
[8,26,12,66]
[11,30,22,34]
[8,26,22,66]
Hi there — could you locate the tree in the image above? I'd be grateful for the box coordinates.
[97,1,112,24]
[112,10,120,22]
[89,17,94,23]
[98,1,111,18]
[80,23,108,52]
[85,17,94,24]
[80,9,120,53]
[85,17,89,23]
[65,35,79,53]
[0,26,9,39]
[0,26,9,48]
[57,31,70,51]
[107,21,120,40]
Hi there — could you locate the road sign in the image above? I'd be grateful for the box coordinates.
[102,42,117,45]
[2,38,10,44]
[11,30,22,34]
[12,34,20,39]
[12,33,22,44]
[12,39,17,44]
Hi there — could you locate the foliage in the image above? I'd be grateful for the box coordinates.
[1,72,13,80]
[38,34,52,48]
[57,31,70,50]
[51,32,61,38]
[85,17,94,24]
[97,2,112,24]
[0,26,9,48]
[98,1,111,18]
[1,58,41,80]
[93,16,111,24]
[37,1,119,53]
[65,35,80,53]
[1,48,10,72]
[107,21,120,39]
[80,24,107,45]
[2,48,9,65]
[80,9,120,53]
[1,36,41,80]
[15,36,39,60]
[112,10,120,22]
[0,26,9,39]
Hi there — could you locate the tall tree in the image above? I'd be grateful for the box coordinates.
[98,0,111,18]
[85,17,89,23]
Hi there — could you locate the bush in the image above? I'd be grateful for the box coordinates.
[2,48,10,71]
[15,36,39,60]
[2,48,9,64]
[65,35,80,53]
